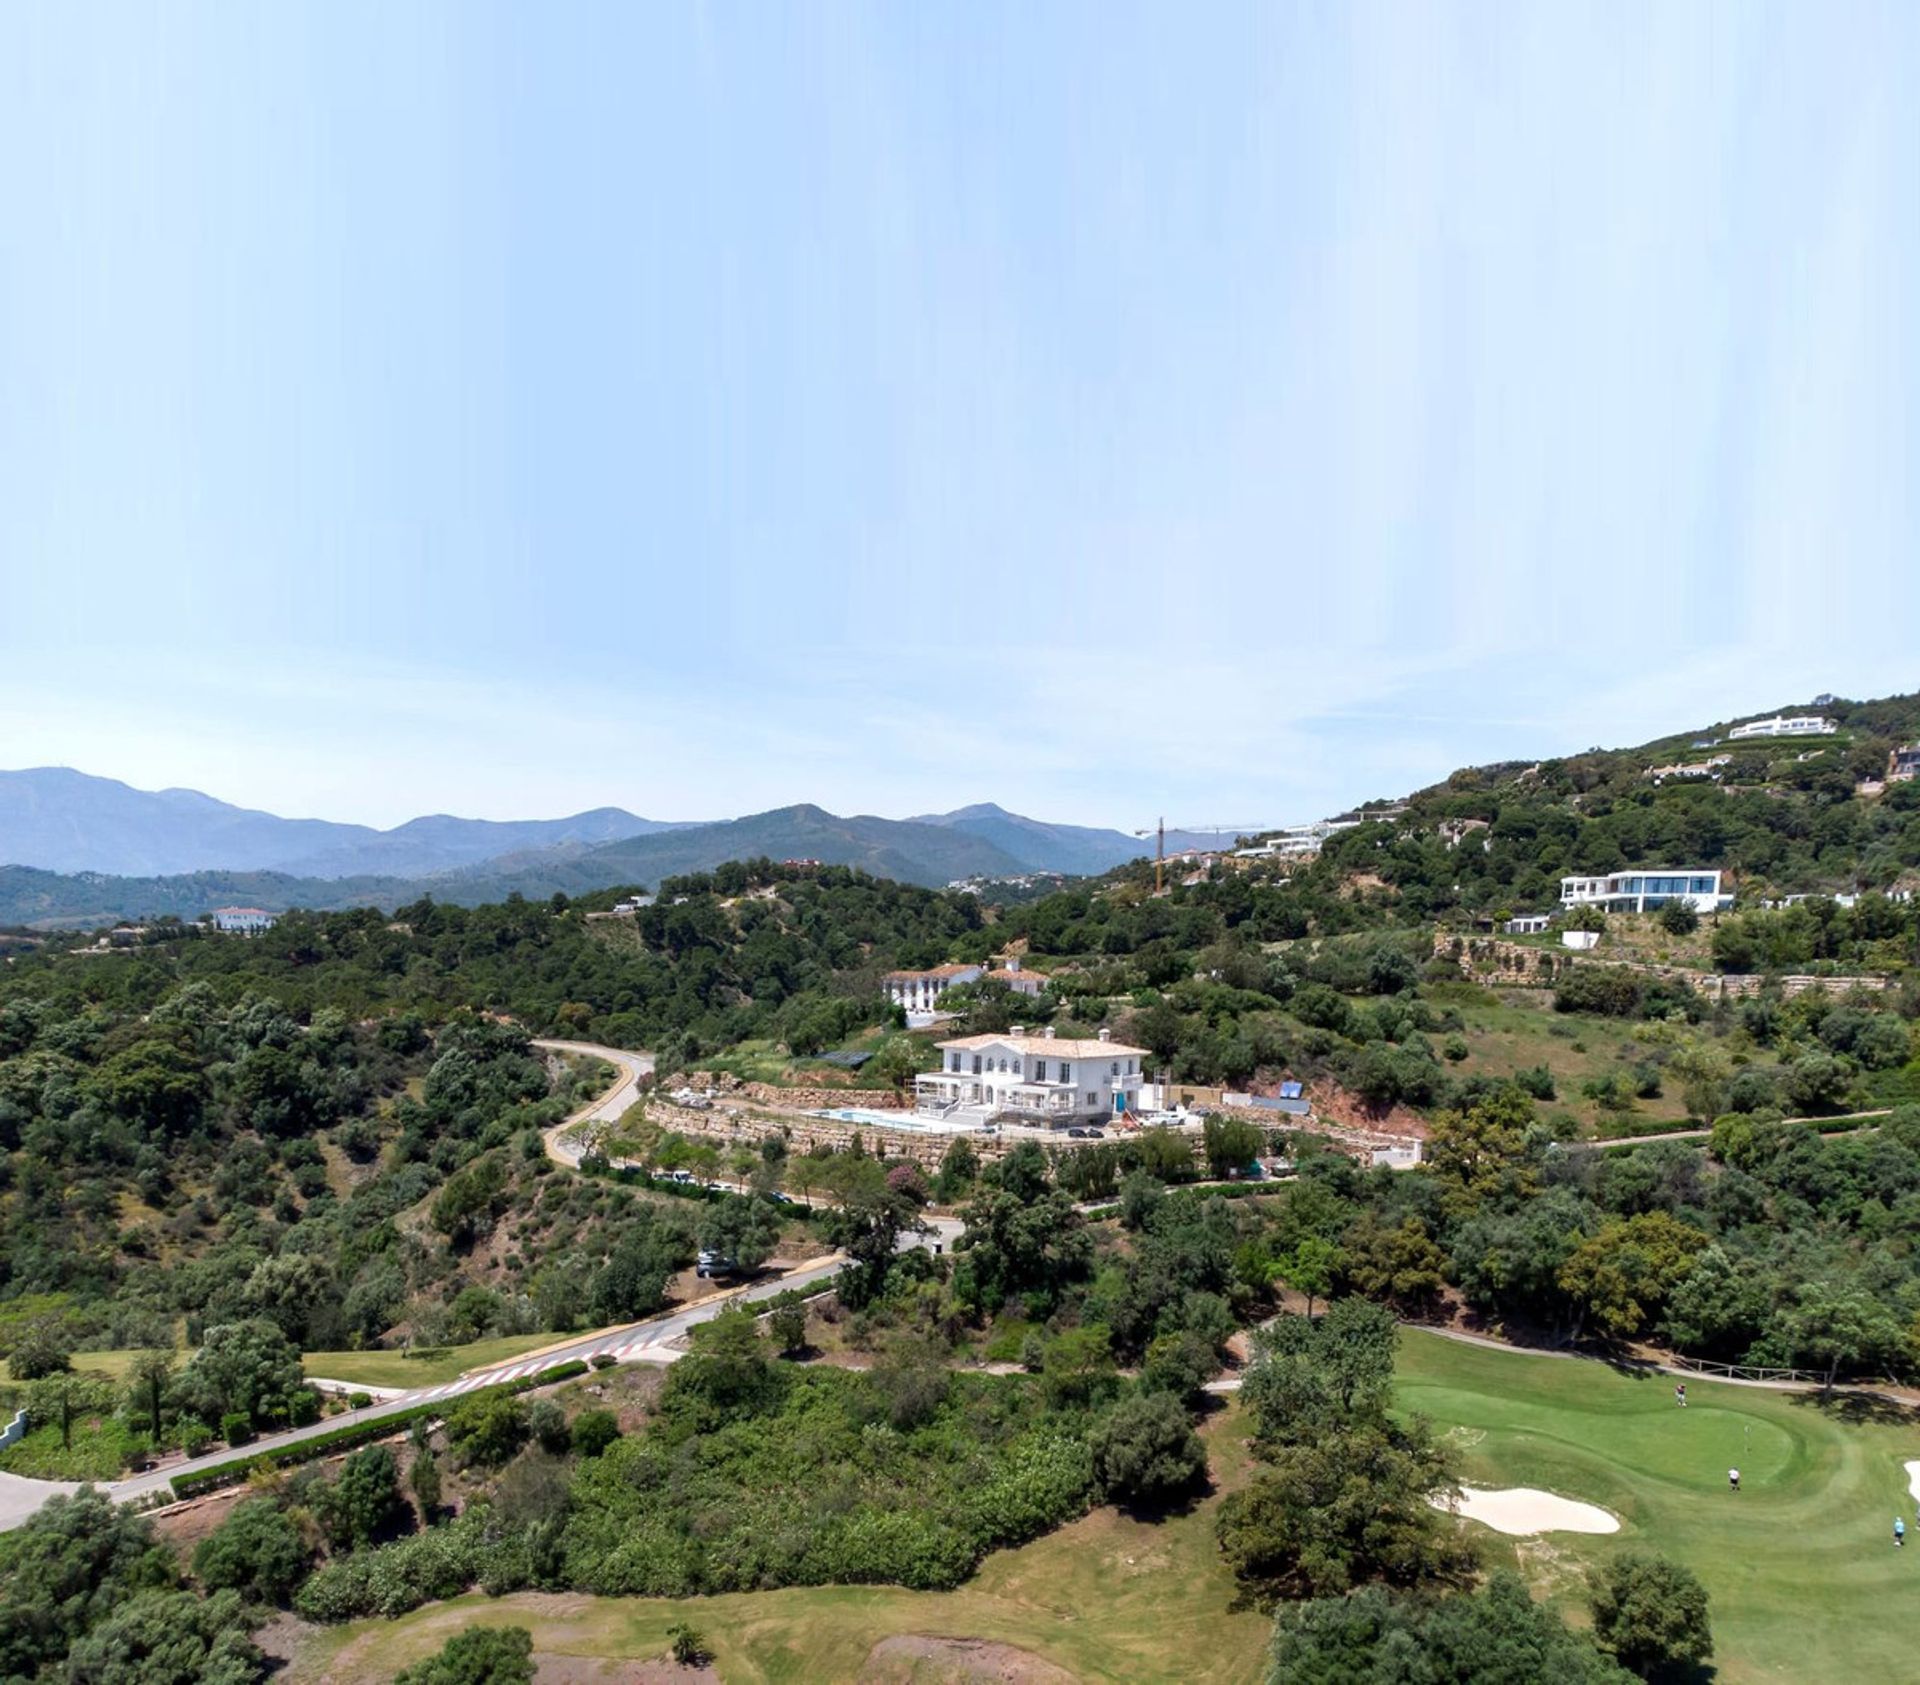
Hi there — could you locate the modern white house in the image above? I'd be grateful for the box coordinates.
[1504,913,1553,934]
[1727,714,1838,741]
[1559,870,1733,915]
[210,907,276,934]
[915,1026,1147,1126]
[884,963,983,1016]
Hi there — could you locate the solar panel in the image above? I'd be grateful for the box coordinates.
[1278,1080,1303,1099]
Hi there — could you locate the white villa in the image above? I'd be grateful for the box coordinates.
[1559,870,1733,915]
[884,963,983,1015]
[981,960,1046,998]
[210,907,276,934]
[1727,714,1837,741]
[915,1026,1147,1127]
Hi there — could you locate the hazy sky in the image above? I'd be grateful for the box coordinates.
[3,3,1915,830]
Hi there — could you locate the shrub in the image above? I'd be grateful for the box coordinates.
[1089,1391,1207,1506]
[669,1623,708,1666]
[396,1624,534,1685]
[221,1413,253,1447]
[193,1498,310,1605]
[569,1410,620,1458]
[589,1353,617,1371]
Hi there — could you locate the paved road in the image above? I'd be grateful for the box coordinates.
[534,1037,656,1165]
[1,1037,960,1528]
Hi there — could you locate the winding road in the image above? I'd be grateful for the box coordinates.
[0,1039,848,1531]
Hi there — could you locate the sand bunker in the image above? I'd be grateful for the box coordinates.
[1905,1460,1920,1504]
[1432,1484,1621,1536]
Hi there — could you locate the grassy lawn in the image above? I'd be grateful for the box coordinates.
[298,1333,563,1389]
[284,1403,1272,1685]
[0,1347,151,1385]
[1397,1328,1920,1683]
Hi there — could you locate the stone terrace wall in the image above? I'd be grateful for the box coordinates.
[1436,932,1893,1001]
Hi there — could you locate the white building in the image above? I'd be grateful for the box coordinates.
[1559,870,1733,915]
[1504,913,1552,934]
[915,1026,1147,1127]
[980,961,1046,998]
[1727,714,1837,741]
[884,963,983,1016]
[210,907,275,934]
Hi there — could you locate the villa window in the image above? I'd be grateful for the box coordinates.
[1059,1062,1072,1083]
[972,1055,982,1074]
[1111,1061,1119,1076]
[1034,1060,1048,1082]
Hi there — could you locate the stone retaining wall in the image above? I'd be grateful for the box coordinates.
[1436,932,1892,1002]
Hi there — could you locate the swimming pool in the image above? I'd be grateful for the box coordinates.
[806,1106,984,1134]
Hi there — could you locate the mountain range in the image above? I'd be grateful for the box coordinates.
[0,771,1179,927]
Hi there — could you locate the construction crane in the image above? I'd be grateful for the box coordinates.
[1134,820,1270,894]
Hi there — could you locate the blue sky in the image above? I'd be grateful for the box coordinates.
[2,3,1915,831]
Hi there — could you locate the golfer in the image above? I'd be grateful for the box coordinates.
[1728,1467,1740,1492]
[1675,1383,1686,1408]
[1898,1518,1907,1548]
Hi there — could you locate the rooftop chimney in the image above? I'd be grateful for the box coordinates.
[1010,1025,1026,1038]
[1098,1027,1111,1042]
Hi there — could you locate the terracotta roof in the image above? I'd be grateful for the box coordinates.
[885,963,979,981]
[936,1032,1148,1060]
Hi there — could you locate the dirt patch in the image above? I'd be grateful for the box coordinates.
[859,1636,1080,1684]
[535,1653,717,1684]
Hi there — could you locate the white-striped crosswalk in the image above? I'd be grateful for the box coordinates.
[410,1341,672,1404]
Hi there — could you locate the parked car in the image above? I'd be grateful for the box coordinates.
[696,1250,738,1279]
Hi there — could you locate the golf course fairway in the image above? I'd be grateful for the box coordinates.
[288,1334,1919,1683]
[1398,1328,1920,1683]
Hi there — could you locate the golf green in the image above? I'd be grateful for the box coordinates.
[1397,1329,1920,1682]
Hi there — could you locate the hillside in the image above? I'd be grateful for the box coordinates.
[1288,690,1920,920]
[0,804,1060,927]
[0,767,677,877]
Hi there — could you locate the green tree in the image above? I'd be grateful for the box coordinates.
[176,1320,303,1428]
[1116,1169,1165,1231]
[1269,1574,1632,1683]
[1216,1418,1463,1602]
[125,1349,176,1438]
[1556,1213,1708,1341]
[0,1488,175,1680]
[1588,1552,1714,1680]
[8,1318,73,1381]
[1774,1282,1905,1390]
[528,1398,571,1456]
[1658,898,1700,936]
[1275,1236,1341,1317]
[315,1444,403,1549]
[767,1301,808,1356]
[59,1587,265,1685]
[697,1197,779,1271]
[394,1625,535,1685]
[569,1410,620,1457]
[192,1499,310,1606]
[410,1448,443,1518]
[1201,1114,1265,1179]
[1090,1390,1207,1506]
[443,1393,530,1469]
[1425,1087,1540,1211]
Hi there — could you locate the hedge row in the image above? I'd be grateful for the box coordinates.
[169,1359,591,1500]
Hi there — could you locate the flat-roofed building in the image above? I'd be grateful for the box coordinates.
[1559,870,1733,915]
[1727,714,1838,740]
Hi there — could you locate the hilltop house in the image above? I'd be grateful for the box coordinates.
[210,907,275,934]
[915,1026,1147,1126]
[1727,714,1837,741]
[884,963,983,1016]
[1890,745,1920,783]
[1560,870,1733,916]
